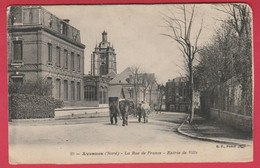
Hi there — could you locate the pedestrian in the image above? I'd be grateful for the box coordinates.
[109,102,119,125]
[137,103,142,122]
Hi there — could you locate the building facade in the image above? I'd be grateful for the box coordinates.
[83,75,110,107]
[8,6,85,106]
[108,67,159,109]
[165,77,190,112]
[84,31,117,107]
[91,31,117,76]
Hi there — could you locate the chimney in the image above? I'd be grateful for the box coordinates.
[63,19,70,23]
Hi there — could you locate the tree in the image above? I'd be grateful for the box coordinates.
[130,66,142,108]
[8,77,53,96]
[147,74,157,106]
[140,73,149,102]
[161,4,203,123]
[215,4,252,115]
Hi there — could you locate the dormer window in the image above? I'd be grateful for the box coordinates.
[48,16,53,28]
[60,22,67,35]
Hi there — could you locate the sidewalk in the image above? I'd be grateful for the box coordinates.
[55,106,109,119]
[177,114,253,146]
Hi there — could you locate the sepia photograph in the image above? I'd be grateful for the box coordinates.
[7,3,253,164]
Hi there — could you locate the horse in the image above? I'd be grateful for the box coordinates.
[141,103,150,123]
[118,99,130,126]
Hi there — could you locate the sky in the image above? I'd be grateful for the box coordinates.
[44,4,229,83]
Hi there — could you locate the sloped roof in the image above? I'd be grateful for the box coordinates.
[108,85,123,98]
[105,70,117,79]
[109,67,132,85]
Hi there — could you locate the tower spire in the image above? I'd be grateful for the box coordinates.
[102,30,107,42]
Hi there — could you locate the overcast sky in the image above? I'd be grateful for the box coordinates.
[44,4,229,83]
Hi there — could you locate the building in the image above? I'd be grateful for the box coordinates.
[108,67,159,109]
[108,67,135,101]
[83,75,111,107]
[91,31,117,76]
[7,6,85,106]
[165,77,189,112]
[84,31,117,107]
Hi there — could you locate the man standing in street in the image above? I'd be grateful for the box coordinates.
[109,102,119,125]
[137,103,142,122]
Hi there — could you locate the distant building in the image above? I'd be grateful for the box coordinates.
[91,31,117,76]
[7,6,85,106]
[108,67,159,109]
[165,77,189,112]
[108,67,136,101]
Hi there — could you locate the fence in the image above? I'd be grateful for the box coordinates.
[200,77,252,132]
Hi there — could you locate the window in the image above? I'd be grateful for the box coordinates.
[85,86,97,101]
[77,54,81,71]
[56,47,61,67]
[71,52,75,70]
[64,49,68,69]
[60,22,67,35]
[99,91,103,104]
[77,82,81,101]
[13,41,23,61]
[47,77,53,96]
[64,80,68,100]
[12,77,23,85]
[56,79,61,100]
[48,43,52,64]
[71,81,75,100]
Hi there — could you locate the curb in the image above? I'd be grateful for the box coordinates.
[177,117,249,146]
[55,107,108,111]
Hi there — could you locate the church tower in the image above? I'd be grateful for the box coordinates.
[91,31,117,76]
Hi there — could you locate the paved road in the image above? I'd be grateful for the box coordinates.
[9,112,253,164]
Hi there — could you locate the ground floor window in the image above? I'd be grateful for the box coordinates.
[12,77,23,85]
[64,80,68,100]
[56,79,61,100]
[85,86,97,101]
[71,81,75,100]
[77,82,81,101]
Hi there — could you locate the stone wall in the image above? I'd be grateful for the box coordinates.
[210,108,252,132]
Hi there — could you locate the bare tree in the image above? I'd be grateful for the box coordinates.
[139,73,149,102]
[130,66,142,108]
[161,4,203,123]
[147,74,157,107]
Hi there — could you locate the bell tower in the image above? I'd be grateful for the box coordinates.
[91,31,117,76]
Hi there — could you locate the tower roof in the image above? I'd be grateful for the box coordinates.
[98,31,111,48]
[102,30,107,35]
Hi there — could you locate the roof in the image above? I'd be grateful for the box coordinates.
[109,67,132,85]
[108,85,123,98]
[105,70,117,79]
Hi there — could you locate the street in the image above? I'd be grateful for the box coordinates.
[9,112,253,164]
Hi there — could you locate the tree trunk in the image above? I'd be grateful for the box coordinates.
[149,89,152,106]
[189,63,194,123]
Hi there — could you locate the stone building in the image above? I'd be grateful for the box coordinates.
[7,6,85,106]
[83,75,111,107]
[84,31,117,107]
[165,77,190,112]
[108,67,159,109]
[91,31,117,76]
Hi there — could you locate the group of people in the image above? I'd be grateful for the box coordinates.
[109,101,150,126]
